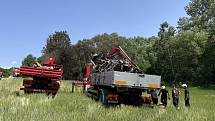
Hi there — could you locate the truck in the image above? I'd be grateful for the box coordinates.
[16,56,63,97]
[83,47,161,105]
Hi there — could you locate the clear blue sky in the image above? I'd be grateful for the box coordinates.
[0,0,189,68]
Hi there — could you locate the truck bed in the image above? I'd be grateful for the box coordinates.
[93,71,161,89]
[18,66,63,79]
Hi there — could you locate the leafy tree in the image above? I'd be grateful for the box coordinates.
[177,17,191,31]
[3,69,10,78]
[42,31,72,62]
[181,0,215,84]
[42,31,78,80]
[185,0,215,32]
[74,33,127,80]
[201,36,215,85]
[91,33,127,54]
[154,22,176,83]
[75,39,95,80]
[36,56,44,63]
[22,54,36,66]
[170,30,207,84]
[124,37,156,72]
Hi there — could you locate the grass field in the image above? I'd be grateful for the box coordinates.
[0,78,214,121]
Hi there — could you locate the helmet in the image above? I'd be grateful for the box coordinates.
[93,53,98,57]
[161,86,165,89]
[182,84,187,88]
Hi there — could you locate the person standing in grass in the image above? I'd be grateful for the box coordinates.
[172,84,180,109]
[182,84,190,107]
[148,88,158,105]
[158,86,170,107]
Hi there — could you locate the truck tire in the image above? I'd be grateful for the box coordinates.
[98,89,107,105]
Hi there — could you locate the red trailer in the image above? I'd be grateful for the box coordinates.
[0,67,3,80]
[16,57,63,96]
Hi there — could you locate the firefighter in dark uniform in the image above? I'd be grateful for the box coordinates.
[182,84,190,107]
[158,86,170,107]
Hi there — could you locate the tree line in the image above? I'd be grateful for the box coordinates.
[22,0,215,86]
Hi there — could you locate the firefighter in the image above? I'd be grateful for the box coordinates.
[158,86,170,107]
[151,88,158,105]
[182,84,190,107]
[148,88,158,105]
[172,84,180,109]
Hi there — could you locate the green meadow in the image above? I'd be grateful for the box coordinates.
[0,78,214,121]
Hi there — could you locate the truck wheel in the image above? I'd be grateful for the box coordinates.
[98,89,107,105]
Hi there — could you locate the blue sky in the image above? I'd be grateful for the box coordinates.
[0,0,189,68]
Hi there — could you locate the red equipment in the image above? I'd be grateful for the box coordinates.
[0,67,3,79]
[17,56,63,95]
[83,63,94,81]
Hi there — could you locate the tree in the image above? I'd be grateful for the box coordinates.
[42,31,72,62]
[177,17,191,31]
[185,0,215,32]
[75,39,95,80]
[154,21,176,83]
[179,0,215,37]
[91,33,127,54]
[22,54,36,66]
[36,56,44,63]
[170,30,207,84]
[74,33,127,80]
[182,0,215,84]
[3,69,10,78]
[201,36,215,85]
[124,37,156,72]
[42,31,78,80]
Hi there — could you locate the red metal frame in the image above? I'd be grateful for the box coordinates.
[42,56,56,65]
[20,88,62,93]
[17,57,63,93]
[0,68,3,77]
[18,65,63,79]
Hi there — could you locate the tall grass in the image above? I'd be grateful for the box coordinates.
[0,78,214,121]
